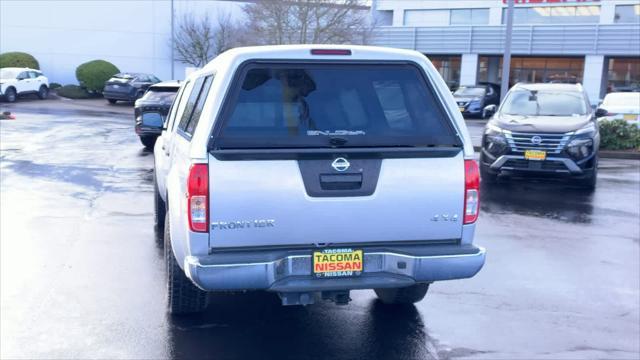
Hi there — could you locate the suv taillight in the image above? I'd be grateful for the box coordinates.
[187,164,208,232]
[464,160,480,224]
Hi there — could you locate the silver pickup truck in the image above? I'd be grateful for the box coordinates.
[153,45,485,314]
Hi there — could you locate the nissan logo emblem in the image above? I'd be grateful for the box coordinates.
[331,157,350,172]
[531,136,543,145]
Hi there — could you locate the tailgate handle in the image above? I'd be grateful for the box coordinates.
[319,174,363,190]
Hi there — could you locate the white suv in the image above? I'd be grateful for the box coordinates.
[0,67,49,102]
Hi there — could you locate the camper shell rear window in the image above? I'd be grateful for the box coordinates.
[210,62,461,150]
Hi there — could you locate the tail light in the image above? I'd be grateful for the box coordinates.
[464,160,480,224]
[187,164,208,232]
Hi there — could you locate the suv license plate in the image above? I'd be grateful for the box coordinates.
[313,248,363,278]
[525,150,546,161]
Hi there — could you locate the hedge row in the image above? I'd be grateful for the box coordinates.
[599,120,640,151]
[0,52,39,69]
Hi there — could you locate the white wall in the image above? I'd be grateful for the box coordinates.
[460,54,479,86]
[0,0,245,84]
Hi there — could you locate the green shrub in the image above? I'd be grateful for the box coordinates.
[75,60,119,93]
[55,85,90,99]
[599,120,640,151]
[49,82,62,90]
[0,52,40,69]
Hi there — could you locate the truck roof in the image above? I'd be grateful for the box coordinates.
[197,44,428,76]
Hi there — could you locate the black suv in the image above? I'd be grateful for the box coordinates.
[134,81,180,149]
[480,83,603,189]
[103,73,161,104]
[453,82,500,118]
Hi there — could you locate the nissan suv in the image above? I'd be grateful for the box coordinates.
[153,45,485,314]
[480,83,601,189]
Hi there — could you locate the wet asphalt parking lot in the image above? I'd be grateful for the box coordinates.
[1,98,639,359]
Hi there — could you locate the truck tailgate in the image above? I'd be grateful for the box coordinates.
[207,153,464,248]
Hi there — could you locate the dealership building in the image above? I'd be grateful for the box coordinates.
[372,0,640,103]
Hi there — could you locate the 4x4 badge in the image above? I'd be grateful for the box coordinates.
[331,157,350,172]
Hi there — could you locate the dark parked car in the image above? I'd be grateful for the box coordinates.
[453,82,500,118]
[134,81,180,149]
[480,83,602,190]
[103,73,161,104]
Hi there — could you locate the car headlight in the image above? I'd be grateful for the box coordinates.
[574,122,597,136]
[468,98,482,109]
[567,138,593,160]
[483,123,508,156]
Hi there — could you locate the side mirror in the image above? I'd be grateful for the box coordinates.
[594,108,608,118]
[483,104,497,118]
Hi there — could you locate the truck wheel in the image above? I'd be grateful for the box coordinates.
[37,85,49,99]
[374,283,430,305]
[165,213,208,315]
[140,136,156,150]
[4,87,16,103]
[154,176,166,234]
[107,99,117,104]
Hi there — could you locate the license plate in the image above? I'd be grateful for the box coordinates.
[313,248,363,278]
[525,150,546,161]
[623,114,637,121]
[112,84,119,89]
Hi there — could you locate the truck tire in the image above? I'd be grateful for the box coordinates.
[140,136,156,150]
[37,85,49,100]
[374,283,430,305]
[107,99,117,104]
[165,213,208,315]
[154,176,166,233]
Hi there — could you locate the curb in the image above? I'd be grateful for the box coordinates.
[472,146,640,160]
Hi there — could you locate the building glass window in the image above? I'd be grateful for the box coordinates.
[404,8,488,26]
[614,5,640,23]
[606,58,640,93]
[503,6,600,24]
[404,9,448,26]
[478,56,584,87]
[427,55,461,90]
[450,8,489,25]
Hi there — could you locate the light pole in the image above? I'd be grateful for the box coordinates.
[170,0,175,79]
[500,0,514,100]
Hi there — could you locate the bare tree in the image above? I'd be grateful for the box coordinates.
[173,11,242,68]
[242,0,374,46]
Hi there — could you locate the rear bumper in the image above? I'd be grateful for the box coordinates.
[183,244,485,292]
[134,124,162,137]
[103,90,136,101]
